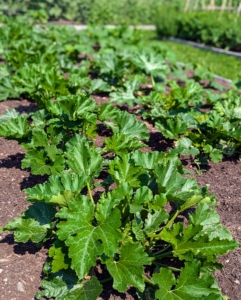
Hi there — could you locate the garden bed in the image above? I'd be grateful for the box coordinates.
[0,94,241,299]
[0,21,240,300]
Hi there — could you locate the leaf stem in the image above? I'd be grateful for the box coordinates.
[153,261,180,272]
[142,274,157,287]
[153,251,173,259]
[150,74,155,88]
[87,181,94,204]
[165,210,180,229]
[152,245,171,257]
[99,277,113,284]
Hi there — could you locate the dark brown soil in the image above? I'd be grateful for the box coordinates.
[0,97,240,300]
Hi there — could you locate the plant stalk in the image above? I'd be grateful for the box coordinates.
[153,245,171,257]
[150,74,155,88]
[87,181,94,204]
[99,277,113,284]
[153,251,173,259]
[165,210,180,229]
[153,261,180,272]
[142,274,157,287]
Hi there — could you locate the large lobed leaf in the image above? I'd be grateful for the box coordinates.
[106,241,152,292]
[153,260,225,299]
[66,139,103,178]
[24,173,87,207]
[3,203,56,243]
[56,196,122,279]
[114,110,149,141]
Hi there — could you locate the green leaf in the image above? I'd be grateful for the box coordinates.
[66,276,103,300]
[160,221,238,262]
[0,109,19,122]
[106,241,152,292]
[23,202,56,226]
[104,133,145,156]
[0,76,19,101]
[0,115,28,138]
[109,154,144,187]
[110,80,139,106]
[133,52,168,75]
[66,139,103,178]
[56,197,121,278]
[89,78,112,93]
[114,111,149,141]
[22,149,65,175]
[203,145,223,163]
[155,117,187,140]
[179,194,211,213]
[47,95,97,122]
[49,241,69,273]
[35,269,79,300]
[154,160,197,199]
[98,103,120,121]
[190,203,233,241]
[210,149,223,163]
[130,186,153,213]
[132,215,145,241]
[153,261,224,299]
[3,218,48,243]
[175,137,200,156]
[30,127,49,148]
[25,173,87,206]
[132,151,164,170]
[144,210,168,235]
[3,202,56,243]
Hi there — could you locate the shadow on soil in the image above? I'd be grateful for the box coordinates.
[0,153,24,169]
[19,173,48,190]
[14,103,38,114]
[147,132,174,152]
[0,234,43,255]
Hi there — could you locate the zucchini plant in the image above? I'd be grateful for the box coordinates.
[0,20,239,299]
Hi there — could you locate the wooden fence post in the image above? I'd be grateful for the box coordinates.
[219,0,228,18]
[194,0,200,10]
[235,2,241,21]
[202,0,207,9]
[228,0,233,17]
[208,0,215,10]
[184,0,191,11]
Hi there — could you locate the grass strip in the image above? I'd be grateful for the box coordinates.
[161,40,241,81]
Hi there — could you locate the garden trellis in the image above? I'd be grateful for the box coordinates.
[184,0,241,19]
[184,0,240,11]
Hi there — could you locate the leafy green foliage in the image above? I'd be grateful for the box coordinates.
[36,270,102,300]
[57,196,122,278]
[104,133,146,156]
[160,203,238,262]
[3,203,56,243]
[153,260,225,299]
[0,114,28,138]
[0,21,239,300]
[66,139,103,179]
[114,111,149,141]
[109,154,144,187]
[24,173,88,207]
[156,9,241,50]
[106,242,152,292]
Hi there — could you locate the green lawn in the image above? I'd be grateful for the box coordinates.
[160,40,241,81]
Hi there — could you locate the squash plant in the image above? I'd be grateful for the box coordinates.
[0,94,238,299]
[0,20,239,299]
